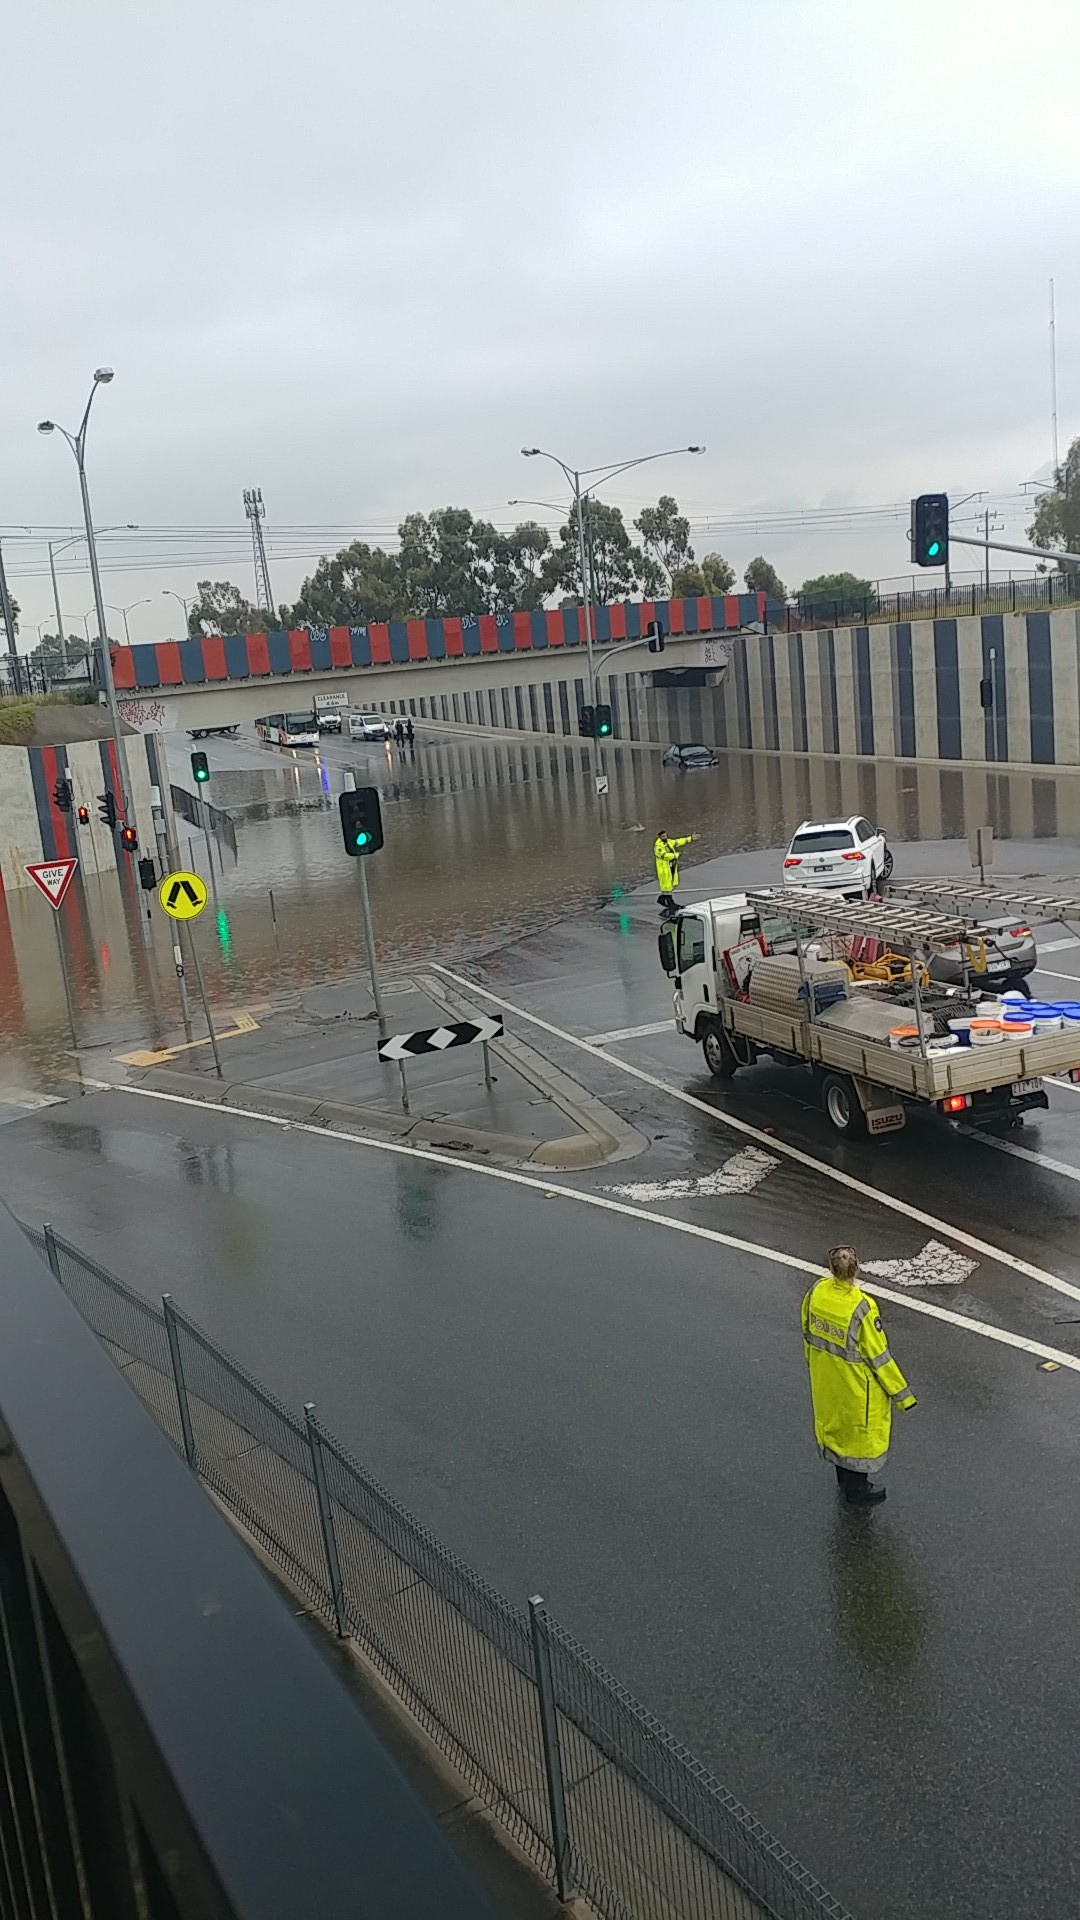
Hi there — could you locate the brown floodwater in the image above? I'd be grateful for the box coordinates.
[1,727,1077,1094]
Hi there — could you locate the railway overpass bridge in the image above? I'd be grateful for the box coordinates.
[111,591,770,743]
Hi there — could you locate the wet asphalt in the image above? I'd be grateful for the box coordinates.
[6,737,1080,1915]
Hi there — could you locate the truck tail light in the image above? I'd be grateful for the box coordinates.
[942,1093,972,1114]
[783,857,802,868]
[841,851,864,861]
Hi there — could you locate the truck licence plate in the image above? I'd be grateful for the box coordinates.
[1012,1078,1041,1096]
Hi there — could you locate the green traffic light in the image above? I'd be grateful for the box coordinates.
[355,830,371,847]
[927,540,940,556]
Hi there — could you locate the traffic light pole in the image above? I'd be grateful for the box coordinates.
[342,771,388,1042]
[948,531,1080,569]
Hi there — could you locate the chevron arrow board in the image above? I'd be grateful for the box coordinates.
[379,1016,503,1062]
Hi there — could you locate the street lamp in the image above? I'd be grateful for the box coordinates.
[38,369,133,817]
[48,523,137,673]
[162,588,193,634]
[107,598,151,646]
[520,445,705,701]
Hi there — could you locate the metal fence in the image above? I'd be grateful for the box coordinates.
[22,1221,854,1920]
[781,569,1080,631]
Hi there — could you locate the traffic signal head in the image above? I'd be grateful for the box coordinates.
[911,492,949,567]
[646,620,666,654]
[578,705,595,738]
[338,786,384,857]
[97,790,118,829]
[594,704,612,738]
[119,825,138,852]
[191,750,210,783]
[137,856,156,891]
[52,778,73,813]
[76,804,90,825]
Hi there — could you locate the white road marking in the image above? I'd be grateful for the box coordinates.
[78,1080,1080,1378]
[431,962,1080,1308]
[1038,936,1080,953]
[861,1240,979,1289]
[1048,1076,1080,1094]
[0,1091,62,1110]
[961,1129,1080,1186]
[606,1146,778,1202]
[584,1019,675,1045]
[1032,967,1080,983]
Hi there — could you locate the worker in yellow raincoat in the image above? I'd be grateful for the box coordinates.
[801,1245,917,1506]
[654,830,697,916]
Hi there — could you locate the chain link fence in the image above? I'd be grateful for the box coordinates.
[22,1220,855,1920]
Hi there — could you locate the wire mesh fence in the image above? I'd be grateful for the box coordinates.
[20,1221,856,1920]
[781,569,1080,632]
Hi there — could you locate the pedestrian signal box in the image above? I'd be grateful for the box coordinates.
[594,704,613,737]
[191,751,210,783]
[578,705,595,738]
[911,493,949,568]
[339,786,384,857]
[119,825,138,853]
[76,805,90,825]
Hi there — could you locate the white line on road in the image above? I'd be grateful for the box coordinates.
[431,963,1080,1308]
[87,1081,1080,1376]
[606,1146,778,1202]
[1033,967,1080,983]
[1038,936,1080,953]
[960,1128,1080,1186]
[583,1020,673,1045]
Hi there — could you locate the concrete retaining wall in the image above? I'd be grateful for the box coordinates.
[0,733,158,892]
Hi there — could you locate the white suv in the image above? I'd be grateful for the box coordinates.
[782,816,893,897]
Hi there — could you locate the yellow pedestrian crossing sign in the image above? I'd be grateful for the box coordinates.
[158,870,208,920]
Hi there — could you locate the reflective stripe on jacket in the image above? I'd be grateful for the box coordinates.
[654,834,692,893]
[801,1276,916,1472]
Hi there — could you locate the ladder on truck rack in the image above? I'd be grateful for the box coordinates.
[889,878,1080,925]
[746,887,968,954]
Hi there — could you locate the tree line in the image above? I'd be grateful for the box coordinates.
[183,496,800,637]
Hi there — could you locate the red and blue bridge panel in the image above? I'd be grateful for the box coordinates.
[117,593,772,691]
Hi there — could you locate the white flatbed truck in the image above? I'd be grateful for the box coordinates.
[660,881,1080,1138]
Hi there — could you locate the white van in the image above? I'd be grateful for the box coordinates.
[348,711,390,741]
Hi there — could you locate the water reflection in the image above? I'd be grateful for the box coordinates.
[4,733,1080,1086]
[828,1510,930,1674]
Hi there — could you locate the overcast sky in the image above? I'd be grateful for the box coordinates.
[3,0,1078,644]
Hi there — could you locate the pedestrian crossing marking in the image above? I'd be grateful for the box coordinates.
[861,1241,977,1289]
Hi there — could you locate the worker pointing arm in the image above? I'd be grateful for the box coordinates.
[654,829,699,916]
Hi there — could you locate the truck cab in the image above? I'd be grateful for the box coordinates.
[660,896,766,1033]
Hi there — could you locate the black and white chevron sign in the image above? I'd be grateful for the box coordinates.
[378,1016,503,1062]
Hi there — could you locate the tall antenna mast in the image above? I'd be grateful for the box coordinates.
[1050,278,1060,481]
[243,487,275,614]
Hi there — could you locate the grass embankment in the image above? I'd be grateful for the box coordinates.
[0,689,98,746]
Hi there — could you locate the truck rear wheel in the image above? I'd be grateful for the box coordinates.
[821,1073,867,1135]
[702,1022,735,1080]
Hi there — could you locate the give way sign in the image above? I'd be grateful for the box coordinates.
[25,859,79,909]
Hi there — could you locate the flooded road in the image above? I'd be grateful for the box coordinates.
[2,722,1079,1093]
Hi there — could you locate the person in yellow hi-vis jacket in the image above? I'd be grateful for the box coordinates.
[801,1245,917,1506]
[654,830,697,915]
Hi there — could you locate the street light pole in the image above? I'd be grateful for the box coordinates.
[162,589,192,632]
[38,371,133,818]
[519,444,704,782]
[47,544,69,672]
[107,599,151,646]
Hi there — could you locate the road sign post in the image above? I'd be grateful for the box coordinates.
[156,867,220,1076]
[151,785,193,1043]
[378,1016,505,1114]
[25,861,81,1055]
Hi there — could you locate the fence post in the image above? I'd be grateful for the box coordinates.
[528,1596,574,1903]
[304,1405,348,1638]
[162,1295,196,1469]
[42,1223,62,1284]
